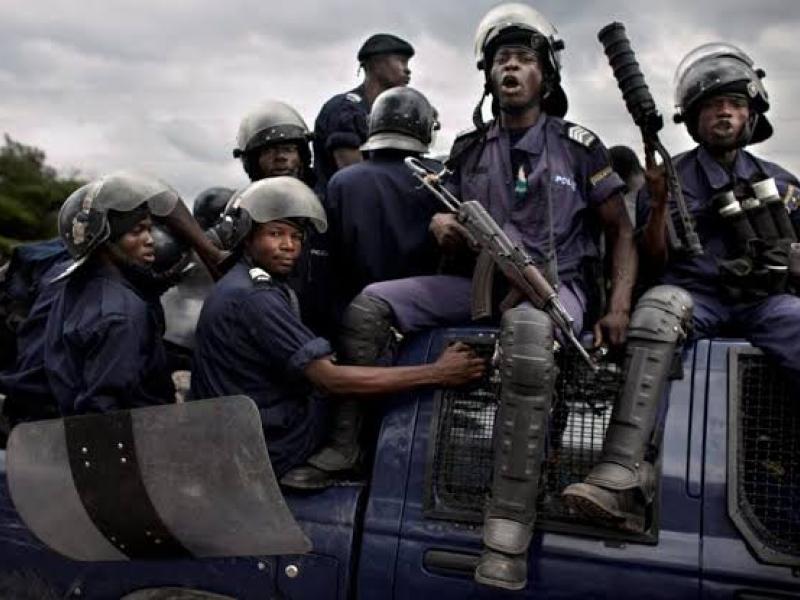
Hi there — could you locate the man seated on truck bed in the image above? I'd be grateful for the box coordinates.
[633,44,800,381]
[189,176,485,481]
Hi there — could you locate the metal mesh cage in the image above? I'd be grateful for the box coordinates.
[729,349,800,565]
[425,345,624,528]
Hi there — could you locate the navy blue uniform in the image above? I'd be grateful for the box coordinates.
[0,260,68,422]
[362,115,625,334]
[636,145,800,379]
[313,85,369,193]
[0,239,69,369]
[326,155,441,314]
[190,260,332,476]
[451,116,625,283]
[44,262,173,415]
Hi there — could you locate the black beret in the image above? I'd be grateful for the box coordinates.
[357,34,414,62]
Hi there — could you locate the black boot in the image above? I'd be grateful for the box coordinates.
[303,294,396,482]
[307,399,363,472]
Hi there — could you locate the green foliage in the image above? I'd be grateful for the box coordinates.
[0,134,86,260]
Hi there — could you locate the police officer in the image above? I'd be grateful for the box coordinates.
[634,43,800,376]
[281,87,444,490]
[309,4,692,590]
[327,86,442,312]
[313,33,414,193]
[43,172,191,415]
[228,99,334,337]
[233,100,315,186]
[0,238,69,370]
[189,177,484,480]
[0,248,70,431]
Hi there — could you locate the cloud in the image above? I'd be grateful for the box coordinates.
[1,0,798,202]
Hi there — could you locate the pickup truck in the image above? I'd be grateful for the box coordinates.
[0,327,797,599]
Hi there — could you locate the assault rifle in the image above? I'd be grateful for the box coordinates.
[598,22,703,256]
[404,157,595,369]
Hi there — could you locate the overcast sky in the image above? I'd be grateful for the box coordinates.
[1,0,798,204]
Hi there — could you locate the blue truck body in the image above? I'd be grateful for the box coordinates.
[0,328,797,599]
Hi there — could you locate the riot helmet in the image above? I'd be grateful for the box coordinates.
[55,171,180,280]
[361,87,440,154]
[673,42,772,145]
[150,222,193,288]
[220,177,327,252]
[473,3,567,119]
[192,187,235,230]
[233,100,313,182]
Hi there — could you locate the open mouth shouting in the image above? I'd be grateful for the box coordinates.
[501,74,522,94]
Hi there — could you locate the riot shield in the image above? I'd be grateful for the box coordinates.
[6,396,311,561]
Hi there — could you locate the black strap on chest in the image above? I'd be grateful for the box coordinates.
[64,410,191,559]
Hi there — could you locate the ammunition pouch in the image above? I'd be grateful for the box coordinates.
[717,182,800,300]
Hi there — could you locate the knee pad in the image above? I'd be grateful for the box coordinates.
[629,285,694,344]
[499,306,556,395]
[338,293,396,365]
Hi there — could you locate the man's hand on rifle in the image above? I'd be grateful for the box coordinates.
[429,212,472,251]
[593,308,630,348]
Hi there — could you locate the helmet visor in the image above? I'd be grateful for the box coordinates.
[474,3,562,70]
[231,177,327,233]
[673,43,760,112]
[91,171,180,217]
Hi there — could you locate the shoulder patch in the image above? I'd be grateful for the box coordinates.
[564,122,597,148]
[248,267,272,285]
[346,92,363,104]
[589,165,613,187]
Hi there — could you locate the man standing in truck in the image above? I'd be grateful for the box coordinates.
[313,33,414,194]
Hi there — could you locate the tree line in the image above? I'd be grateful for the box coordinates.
[0,135,86,263]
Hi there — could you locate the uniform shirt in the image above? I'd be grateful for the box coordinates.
[190,260,333,476]
[449,115,625,285]
[44,262,173,416]
[0,260,67,421]
[636,146,800,296]
[313,84,370,193]
[326,155,442,312]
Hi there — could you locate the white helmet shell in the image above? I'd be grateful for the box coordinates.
[473,3,563,71]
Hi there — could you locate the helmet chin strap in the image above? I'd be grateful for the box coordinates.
[472,85,491,130]
[737,111,759,148]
